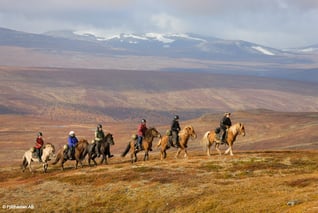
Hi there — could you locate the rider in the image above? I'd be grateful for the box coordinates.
[219,112,232,144]
[136,119,147,151]
[171,115,181,147]
[34,132,44,162]
[67,131,78,160]
[94,124,104,157]
[93,124,114,158]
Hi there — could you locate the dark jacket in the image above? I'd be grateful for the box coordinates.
[171,119,181,132]
[220,116,232,129]
[95,129,105,141]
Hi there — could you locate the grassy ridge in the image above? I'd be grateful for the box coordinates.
[1,150,318,212]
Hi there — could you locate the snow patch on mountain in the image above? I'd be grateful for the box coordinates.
[252,46,275,56]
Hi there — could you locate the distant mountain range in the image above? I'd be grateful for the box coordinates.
[1,27,317,61]
[1,27,318,82]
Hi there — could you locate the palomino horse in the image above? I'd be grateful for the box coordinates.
[121,127,161,163]
[21,143,55,173]
[157,125,197,160]
[52,139,89,170]
[87,133,115,166]
[202,122,246,156]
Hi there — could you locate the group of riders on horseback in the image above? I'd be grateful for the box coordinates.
[32,112,232,162]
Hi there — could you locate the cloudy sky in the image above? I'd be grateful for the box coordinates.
[0,0,317,48]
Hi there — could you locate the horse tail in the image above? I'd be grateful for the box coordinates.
[201,131,210,151]
[21,154,28,170]
[121,142,131,157]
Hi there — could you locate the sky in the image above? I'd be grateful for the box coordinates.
[0,0,317,49]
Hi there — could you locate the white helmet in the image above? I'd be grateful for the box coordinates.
[69,131,75,136]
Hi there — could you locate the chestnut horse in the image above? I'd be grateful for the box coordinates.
[52,139,89,170]
[202,122,246,156]
[157,125,197,160]
[87,133,115,166]
[21,143,55,173]
[121,127,161,163]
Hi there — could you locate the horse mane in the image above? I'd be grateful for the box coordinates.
[43,143,54,149]
[145,127,156,138]
[229,123,244,135]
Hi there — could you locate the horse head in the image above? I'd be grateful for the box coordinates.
[43,143,56,158]
[184,125,197,139]
[146,127,161,139]
[179,125,197,139]
[238,123,246,136]
[105,133,115,145]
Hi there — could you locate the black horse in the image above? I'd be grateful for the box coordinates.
[87,133,115,166]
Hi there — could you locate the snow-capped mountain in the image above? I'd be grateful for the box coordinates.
[0,27,313,63]
[43,30,285,60]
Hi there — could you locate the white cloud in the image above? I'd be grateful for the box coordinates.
[150,13,186,32]
[0,0,317,48]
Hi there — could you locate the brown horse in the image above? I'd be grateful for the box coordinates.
[158,125,197,160]
[52,139,89,170]
[87,133,115,166]
[121,127,161,163]
[202,122,246,156]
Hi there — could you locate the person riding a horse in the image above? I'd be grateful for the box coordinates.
[136,119,147,151]
[93,124,105,157]
[170,115,181,147]
[34,132,44,162]
[67,131,78,160]
[219,112,232,144]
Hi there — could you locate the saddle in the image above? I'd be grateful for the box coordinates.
[215,127,228,143]
[32,151,38,158]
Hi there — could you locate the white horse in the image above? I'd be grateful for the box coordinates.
[21,143,55,173]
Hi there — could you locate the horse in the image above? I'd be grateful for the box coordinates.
[157,125,197,160]
[52,139,89,170]
[87,133,115,166]
[21,143,55,173]
[202,122,246,156]
[121,127,161,163]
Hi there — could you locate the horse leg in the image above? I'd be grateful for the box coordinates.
[61,159,65,171]
[144,151,149,161]
[43,162,48,173]
[207,143,211,156]
[175,148,181,159]
[28,159,33,173]
[184,148,188,158]
[101,154,108,165]
[130,152,135,163]
[163,150,167,159]
[21,156,27,172]
[215,143,222,155]
[225,145,234,156]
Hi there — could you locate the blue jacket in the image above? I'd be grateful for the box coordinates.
[68,136,78,147]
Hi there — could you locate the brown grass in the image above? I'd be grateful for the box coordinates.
[1,150,318,212]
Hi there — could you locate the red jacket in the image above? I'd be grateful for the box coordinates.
[137,123,147,137]
[35,137,44,149]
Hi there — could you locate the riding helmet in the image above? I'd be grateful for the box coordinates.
[174,115,179,120]
[141,119,146,123]
[97,124,102,128]
[69,131,75,136]
[37,132,43,136]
